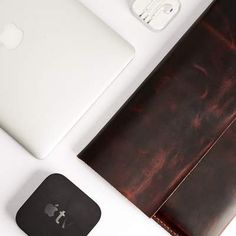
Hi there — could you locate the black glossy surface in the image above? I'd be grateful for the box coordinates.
[16,174,101,236]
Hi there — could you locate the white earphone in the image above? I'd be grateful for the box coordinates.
[132,0,181,31]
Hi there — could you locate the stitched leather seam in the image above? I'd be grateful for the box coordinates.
[151,116,236,217]
[153,215,179,236]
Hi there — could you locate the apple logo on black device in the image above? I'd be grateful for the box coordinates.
[44,203,59,217]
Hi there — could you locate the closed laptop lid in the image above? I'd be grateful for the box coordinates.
[0,0,135,158]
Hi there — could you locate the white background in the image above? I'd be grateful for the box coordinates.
[0,0,235,235]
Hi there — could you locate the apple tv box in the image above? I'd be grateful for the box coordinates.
[0,0,135,159]
[16,174,101,236]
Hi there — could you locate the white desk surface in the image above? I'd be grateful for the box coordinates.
[0,0,235,235]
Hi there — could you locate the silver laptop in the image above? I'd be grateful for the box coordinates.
[0,0,135,159]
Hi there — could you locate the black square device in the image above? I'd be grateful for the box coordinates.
[16,174,101,236]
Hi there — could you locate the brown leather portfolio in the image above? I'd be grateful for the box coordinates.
[78,0,236,234]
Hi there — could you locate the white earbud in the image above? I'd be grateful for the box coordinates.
[132,0,181,31]
[162,4,174,14]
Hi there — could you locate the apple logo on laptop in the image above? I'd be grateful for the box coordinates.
[0,23,24,50]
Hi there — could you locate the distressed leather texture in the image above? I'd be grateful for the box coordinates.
[154,122,236,236]
[155,120,236,236]
[78,0,236,234]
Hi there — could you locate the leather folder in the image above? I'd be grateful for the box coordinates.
[78,0,236,234]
